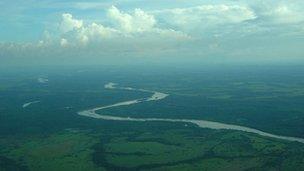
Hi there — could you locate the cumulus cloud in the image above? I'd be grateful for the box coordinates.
[1,1,304,66]
[107,6,156,33]
[75,22,118,45]
[57,6,190,47]
[60,38,68,47]
[60,13,83,33]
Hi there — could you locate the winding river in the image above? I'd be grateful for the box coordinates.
[78,82,304,144]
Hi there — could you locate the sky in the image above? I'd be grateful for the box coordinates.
[1,0,304,66]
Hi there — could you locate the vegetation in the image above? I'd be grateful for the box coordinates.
[1,65,304,170]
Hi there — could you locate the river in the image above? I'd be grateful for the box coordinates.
[78,82,304,144]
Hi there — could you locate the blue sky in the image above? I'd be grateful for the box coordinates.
[1,0,304,65]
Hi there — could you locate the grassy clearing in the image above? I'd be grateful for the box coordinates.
[0,130,105,171]
[102,129,304,170]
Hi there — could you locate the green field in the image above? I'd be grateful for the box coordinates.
[1,125,304,170]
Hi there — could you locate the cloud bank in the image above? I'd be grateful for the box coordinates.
[56,6,190,48]
[1,1,304,65]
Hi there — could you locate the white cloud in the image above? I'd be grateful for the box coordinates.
[261,4,304,24]
[57,6,190,47]
[152,4,257,31]
[60,38,68,47]
[75,22,118,45]
[60,13,83,33]
[2,1,304,65]
[107,6,156,33]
